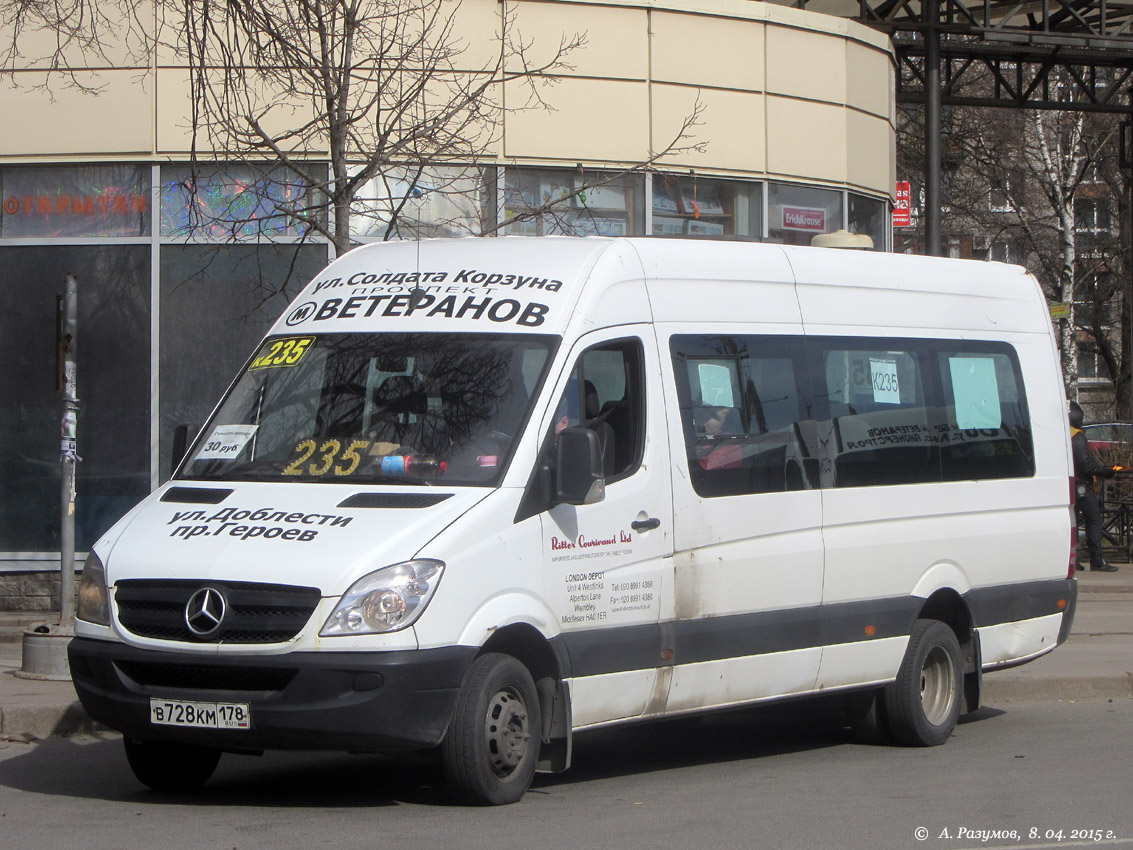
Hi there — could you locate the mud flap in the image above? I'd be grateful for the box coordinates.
[536,679,572,773]
[963,629,982,714]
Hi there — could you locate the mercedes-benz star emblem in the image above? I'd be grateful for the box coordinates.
[185,587,227,637]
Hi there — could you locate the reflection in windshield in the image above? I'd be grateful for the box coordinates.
[178,332,556,485]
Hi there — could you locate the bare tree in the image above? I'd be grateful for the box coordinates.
[896,67,1127,408]
[174,0,580,254]
[1,1,125,85]
[1078,131,1130,418]
[178,0,707,252]
[4,0,706,258]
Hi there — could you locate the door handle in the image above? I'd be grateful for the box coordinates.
[631,517,661,531]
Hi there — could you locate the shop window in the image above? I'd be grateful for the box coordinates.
[1,164,150,238]
[848,193,885,251]
[160,164,319,239]
[652,174,762,240]
[503,168,644,237]
[767,183,843,246]
[159,244,330,479]
[0,246,150,552]
[350,165,494,239]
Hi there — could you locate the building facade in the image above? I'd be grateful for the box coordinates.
[0,0,896,588]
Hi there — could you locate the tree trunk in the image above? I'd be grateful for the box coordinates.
[1060,207,1079,400]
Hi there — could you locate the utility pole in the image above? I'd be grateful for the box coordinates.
[923,0,943,257]
[59,273,79,628]
[18,273,79,680]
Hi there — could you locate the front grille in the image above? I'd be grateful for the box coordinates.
[115,579,321,644]
[115,660,296,693]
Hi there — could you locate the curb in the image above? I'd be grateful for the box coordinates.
[0,697,105,743]
[981,673,1133,703]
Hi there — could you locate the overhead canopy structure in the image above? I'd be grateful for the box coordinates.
[776,0,1133,252]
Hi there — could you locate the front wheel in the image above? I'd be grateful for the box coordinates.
[123,738,221,791]
[442,653,542,805]
[883,619,963,747]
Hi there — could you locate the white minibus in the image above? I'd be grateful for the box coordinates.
[69,237,1077,804]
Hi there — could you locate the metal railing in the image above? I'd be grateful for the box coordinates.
[1098,471,1133,561]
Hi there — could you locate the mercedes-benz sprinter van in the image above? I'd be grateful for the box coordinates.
[69,237,1077,804]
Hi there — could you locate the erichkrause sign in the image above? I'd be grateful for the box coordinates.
[777,205,827,233]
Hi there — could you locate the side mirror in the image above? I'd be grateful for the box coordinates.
[171,423,198,477]
[555,427,606,505]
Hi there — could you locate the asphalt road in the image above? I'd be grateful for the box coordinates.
[0,697,1130,850]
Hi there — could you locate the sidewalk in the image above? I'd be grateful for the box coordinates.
[1,568,1130,742]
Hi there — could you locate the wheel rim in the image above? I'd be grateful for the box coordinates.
[919,644,957,726]
[483,685,531,778]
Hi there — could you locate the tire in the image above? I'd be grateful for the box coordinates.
[123,737,221,792]
[442,653,542,805]
[882,619,963,747]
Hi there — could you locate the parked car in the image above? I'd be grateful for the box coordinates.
[1083,422,1133,452]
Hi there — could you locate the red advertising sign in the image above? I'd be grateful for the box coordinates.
[0,164,151,238]
[893,181,912,227]
[781,206,826,232]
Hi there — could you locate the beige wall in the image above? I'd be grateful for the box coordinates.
[0,0,895,199]
[0,70,154,157]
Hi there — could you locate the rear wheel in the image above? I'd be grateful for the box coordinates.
[883,619,963,746]
[442,653,541,805]
[123,738,221,791]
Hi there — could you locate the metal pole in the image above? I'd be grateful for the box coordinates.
[1121,114,1133,422]
[59,273,78,628]
[20,273,80,679]
[924,0,943,256]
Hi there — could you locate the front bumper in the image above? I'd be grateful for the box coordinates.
[68,637,477,753]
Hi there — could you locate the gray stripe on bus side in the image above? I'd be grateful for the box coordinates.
[551,578,1073,678]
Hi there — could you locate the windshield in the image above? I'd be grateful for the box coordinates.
[178,332,556,486]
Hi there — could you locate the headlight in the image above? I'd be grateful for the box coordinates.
[321,559,444,636]
[77,551,110,626]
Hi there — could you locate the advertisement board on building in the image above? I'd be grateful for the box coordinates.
[777,205,826,232]
[893,181,912,227]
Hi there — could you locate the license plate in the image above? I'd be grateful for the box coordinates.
[150,698,251,730]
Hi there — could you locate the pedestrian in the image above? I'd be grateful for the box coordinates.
[1070,401,1118,572]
